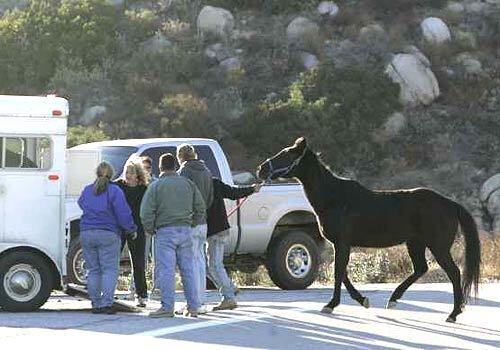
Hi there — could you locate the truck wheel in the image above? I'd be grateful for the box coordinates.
[0,252,53,312]
[266,230,320,290]
[67,238,87,285]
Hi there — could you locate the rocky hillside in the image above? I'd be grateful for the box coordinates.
[1,0,500,232]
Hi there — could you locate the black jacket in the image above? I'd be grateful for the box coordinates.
[207,178,255,237]
[115,180,147,233]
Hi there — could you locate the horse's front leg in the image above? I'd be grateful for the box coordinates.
[322,243,350,313]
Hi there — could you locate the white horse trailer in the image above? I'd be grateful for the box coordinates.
[0,95,69,311]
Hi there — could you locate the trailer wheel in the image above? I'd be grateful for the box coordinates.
[266,230,320,290]
[0,252,53,312]
[67,238,87,285]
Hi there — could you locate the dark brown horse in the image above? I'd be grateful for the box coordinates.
[257,137,481,322]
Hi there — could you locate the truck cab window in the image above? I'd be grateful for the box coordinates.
[98,146,138,179]
[140,147,177,177]
[1,137,51,169]
[193,145,221,179]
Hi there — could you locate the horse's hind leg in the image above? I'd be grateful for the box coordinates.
[344,275,370,308]
[387,240,428,309]
[429,248,463,323]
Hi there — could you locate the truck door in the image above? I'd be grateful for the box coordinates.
[0,136,63,253]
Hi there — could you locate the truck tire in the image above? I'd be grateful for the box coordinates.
[266,230,320,290]
[0,252,54,312]
[67,238,87,285]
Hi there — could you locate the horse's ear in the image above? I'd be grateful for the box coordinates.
[294,137,307,149]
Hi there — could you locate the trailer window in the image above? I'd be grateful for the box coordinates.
[0,137,51,169]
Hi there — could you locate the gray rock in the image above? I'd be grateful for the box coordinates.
[205,43,230,63]
[455,53,484,76]
[299,52,319,70]
[359,23,386,42]
[482,174,500,232]
[446,2,465,13]
[317,1,339,17]
[420,17,451,44]
[286,17,320,50]
[385,53,440,106]
[197,6,235,38]
[383,112,407,138]
[465,2,488,13]
[373,112,407,143]
[81,105,107,125]
[220,57,241,72]
[480,174,500,202]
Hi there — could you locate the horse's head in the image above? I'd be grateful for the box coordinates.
[257,137,308,181]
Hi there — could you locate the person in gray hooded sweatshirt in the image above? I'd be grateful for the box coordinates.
[177,143,213,314]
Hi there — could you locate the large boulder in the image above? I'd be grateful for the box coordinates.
[317,2,339,17]
[481,174,500,232]
[420,17,451,44]
[385,53,440,106]
[197,6,235,38]
[286,17,320,50]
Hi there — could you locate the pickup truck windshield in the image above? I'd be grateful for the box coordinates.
[99,146,138,179]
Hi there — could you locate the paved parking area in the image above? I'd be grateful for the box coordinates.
[1,283,499,349]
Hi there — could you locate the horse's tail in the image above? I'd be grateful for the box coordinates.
[455,202,481,300]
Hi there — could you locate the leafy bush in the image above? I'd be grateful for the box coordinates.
[0,0,120,92]
[67,125,109,148]
[236,64,401,175]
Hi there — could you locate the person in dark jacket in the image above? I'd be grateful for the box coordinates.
[207,178,262,311]
[78,161,137,315]
[115,161,149,307]
[177,143,213,314]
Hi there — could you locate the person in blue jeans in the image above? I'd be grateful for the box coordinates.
[207,178,262,311]
[140,153,206,318]
[78,161,137,314]
[177,143,213,314]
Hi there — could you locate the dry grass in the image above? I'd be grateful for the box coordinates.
[117,235,499,291]
[318,233,500,285]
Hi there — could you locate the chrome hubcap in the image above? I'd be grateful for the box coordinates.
[73,249,87,284]
[286,244,311,279]
[4,264,41,302]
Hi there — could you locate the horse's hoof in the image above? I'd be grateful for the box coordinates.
[446,316,456,323]
[321,306,333,314]
[386,300,397,309]
[362,297,370,309]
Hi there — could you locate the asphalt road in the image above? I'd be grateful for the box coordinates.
[1,283,499,349]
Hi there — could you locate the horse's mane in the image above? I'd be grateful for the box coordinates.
[301,149,371,201]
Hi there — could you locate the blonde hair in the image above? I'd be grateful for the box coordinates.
[124,161,150,186]
[177,143,197,163]
[94,161,114,195]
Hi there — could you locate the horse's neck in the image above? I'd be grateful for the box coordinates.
[297,155,345,212]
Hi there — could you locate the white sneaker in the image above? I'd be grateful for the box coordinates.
[197,304,209,314]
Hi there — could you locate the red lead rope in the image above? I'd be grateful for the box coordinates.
[226,197,249,218]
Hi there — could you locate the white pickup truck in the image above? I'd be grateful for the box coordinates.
[0,95,321,312]
[66,138,323,291]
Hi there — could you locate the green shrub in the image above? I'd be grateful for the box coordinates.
[67,125,109,148]
[236,64,401,175]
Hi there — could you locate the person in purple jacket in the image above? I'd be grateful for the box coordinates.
[78,161,137,314]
